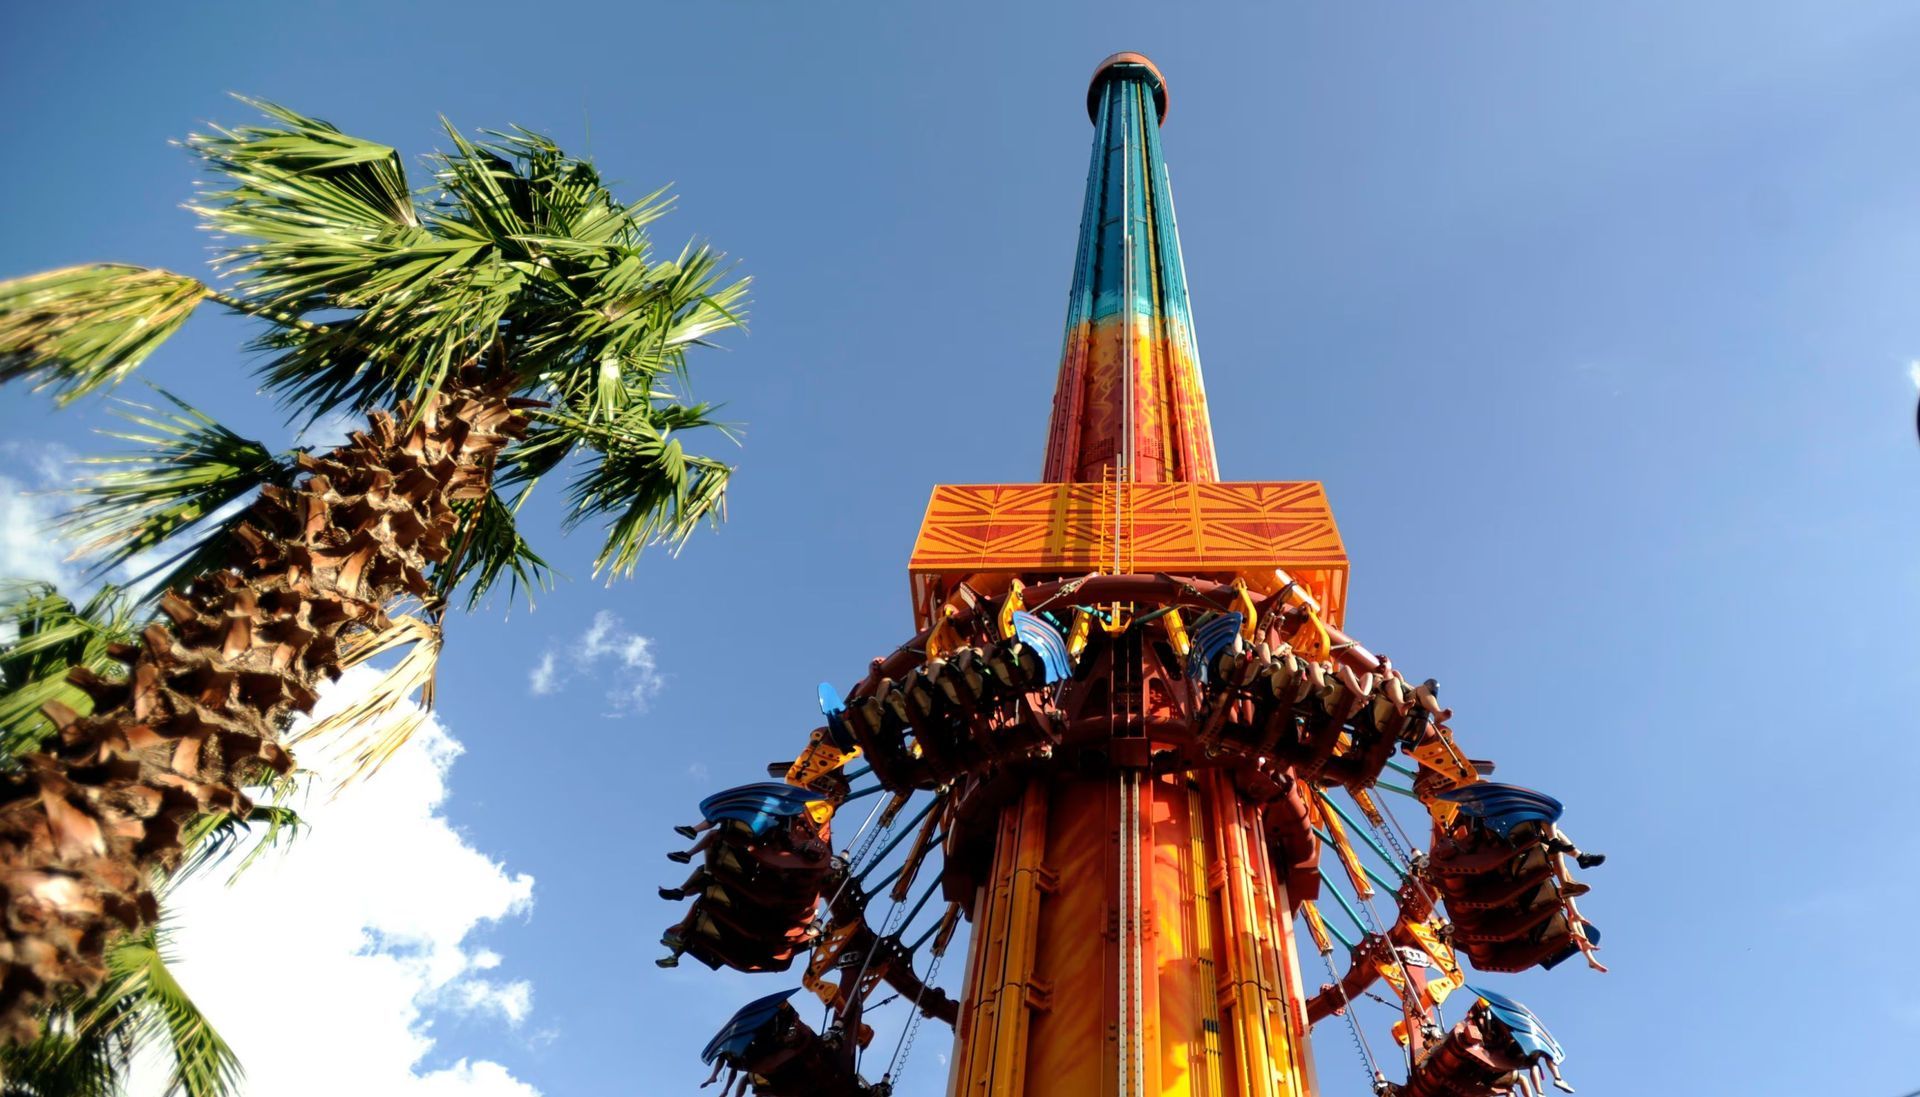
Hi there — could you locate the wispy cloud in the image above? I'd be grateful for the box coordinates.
[0,443,80,590]
[136,668,542,1096]
[1908,359,1920,391]
[527,611,665,716]
[0,475,73,589]
[528,652,559,695]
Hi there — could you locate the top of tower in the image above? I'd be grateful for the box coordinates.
[1044,52,1218,484]
[910,53,1349,627]
[1087,52,1168,124]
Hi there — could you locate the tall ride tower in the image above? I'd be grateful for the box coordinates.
[668,54,1605,1097]
[929,53,1327,1095]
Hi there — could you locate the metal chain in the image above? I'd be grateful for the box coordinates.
[1369,794,1444,921]
[1354,887,1418,1076]
[825,797,904,912]
[882,947,945,1090]
[849,887,916,1076]
[841,795,894,866]
[1317,942,1380,1087]
[1372,801,1416,871]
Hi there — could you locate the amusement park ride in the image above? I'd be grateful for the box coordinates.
[659,53,1606,1097]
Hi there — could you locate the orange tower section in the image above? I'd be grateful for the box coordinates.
[917,54,1341,1097]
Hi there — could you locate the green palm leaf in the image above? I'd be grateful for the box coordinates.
[98,925,242,1097]
[433,490,557,611]
[531,397,737,578]
[0,265,208,403]
[59,390,296,598]
[0,582,138,761]
[0,923,242,1097]
[175,801,305,886]
[0,1015,123,1097]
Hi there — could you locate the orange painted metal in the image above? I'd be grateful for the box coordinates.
[1044,323,1219,485]
[940,51,1329,1097]
[908,482,1348,630]
[950,781,1054,1097]
[948,770,1316,1097]
[1202,768,1314,1097]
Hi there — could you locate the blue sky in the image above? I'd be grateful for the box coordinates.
[5,3,1920,1095]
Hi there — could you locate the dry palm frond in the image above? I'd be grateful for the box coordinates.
[288,614,442,792]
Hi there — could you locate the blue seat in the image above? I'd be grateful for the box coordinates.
[1186,612,1244,685]
[818,682,855,749]
[698,783,819,836]
[1436,783,1565,840]
[1466,985,1564,1064]
[1010,611,1073,683]
[701,988,799,1064]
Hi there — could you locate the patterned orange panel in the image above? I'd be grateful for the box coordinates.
[909,481,1349,627]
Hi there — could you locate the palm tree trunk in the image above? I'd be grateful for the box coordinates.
[0,372,525,1039]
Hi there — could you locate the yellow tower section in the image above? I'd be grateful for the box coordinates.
[944,772,1320,1097]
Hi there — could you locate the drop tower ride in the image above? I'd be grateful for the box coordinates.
[666,54,1606,1097]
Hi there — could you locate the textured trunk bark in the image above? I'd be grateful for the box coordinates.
[0,375,524,1038]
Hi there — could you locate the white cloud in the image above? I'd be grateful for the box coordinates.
[411,1060,540,1097]
[1908,359,1920,390]
[0,443,84,590]
[136,668,542,1097]
[0,473,74,589]
[528,652,558,696]
[447,978,534,1025]
[527,611,664,715]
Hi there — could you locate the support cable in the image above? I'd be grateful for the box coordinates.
[857,797,943,884]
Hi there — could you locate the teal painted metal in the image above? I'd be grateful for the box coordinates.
[1043,54,1218,484]
[1318,866,1371,935]
[1320,794,1409,874]
[1320,906,1357,952]
[1073,60,1193,332]
[1314,827,1403,895]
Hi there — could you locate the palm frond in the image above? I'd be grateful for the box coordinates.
[175,800,306,886]
[0,264,208,403]
[58,390,296,597]
[543,397,737,579]
[0,1015,125,1097]
[95,925,242,1097]
[525,243,748,424]
[187,99,511,421]
[432,490,556,612]
[2,920,240,1097]
[189,96,418,237]
[0,582,140,763]
[288,614,441,791]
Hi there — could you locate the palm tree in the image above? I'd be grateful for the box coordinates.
[1,582,278,1096]
[0,100,748,1039]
